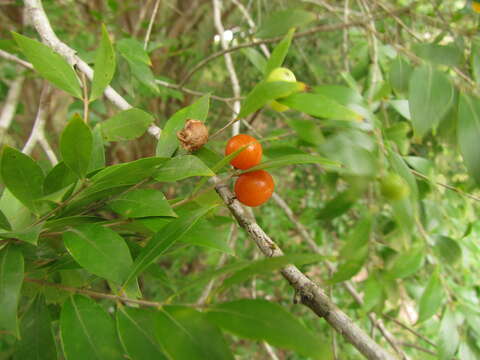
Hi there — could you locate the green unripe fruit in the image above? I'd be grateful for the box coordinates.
[379,173,410,200]
[266,67,297,112]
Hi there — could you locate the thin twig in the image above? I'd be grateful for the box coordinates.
[0,50,34,70]
[155,79,241,102]
[0,75,24,143]
[179,5,412,86]
[144,0,161,50]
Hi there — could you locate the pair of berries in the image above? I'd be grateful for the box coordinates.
[225,134,274,207]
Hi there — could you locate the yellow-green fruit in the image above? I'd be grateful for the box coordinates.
[266,67,296,112]
[379,173,410,201]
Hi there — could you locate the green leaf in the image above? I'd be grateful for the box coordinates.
[109,189,176,218]
[329,218,371,284]
[362,277,384,313]
[155,306,234,360]
[180,218,234,255]
[438,308,459,360]
[389,100,411,120]
[127,59,159,95]
[417,271,444,323]
[244,154,340,173]
[389,150,418,202]
[123,205,215,286]
[220,254,323,290]
[156,95,210,157]
[100,108,154,141]
[0,246,24,338]
[63,223,133,284]
[84,157,168,195]
[60,114,93,178]
[241,48,267,74]
[264,28,295,77]
[117,38,151,65]
[1,147,44,211]
[413,43,463,67]
[257,10,314,38]
[458,93,480,184]
[459,341,480,360]
[60,295,123,360]
[0,223,43,245]
[0,209,12,231]
[238,81,300,120]
[90,24,116,101]
[286,118,324,145]
[385,245,424,279]
[472,39,480,83]
[154,155,214,182]
[116,307,167,360]
[206,299,328,360]
[12,32,82,98]
[14,296,57,360]
[408,65,454,138]
[43,162,77,195]
[435,236,462,265]
[389,57,412,94]
[88,125,106,172]
[278,93,363,121]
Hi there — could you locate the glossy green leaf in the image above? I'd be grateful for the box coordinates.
[43,162,77,195]
[60,114,93,178]
[435,236,462,265]
[60,295,123,360]
[154,155,214,182]
[278,93,363,121]
[413,43,463,67]
[156,95,210,157]
[417,271,444,323]
[0,223,43,245]
[180,218,234,255]
[257,10,314,38]
[88,125,106,172]
[0,246,24,337]
[313,85,364,106]
[90,24,116,101]
[458,93,480,184]
[389,57,412,94]
[438,308,459,360]
[385,245,424,279]
[241,48,266,74]
[116,307,167,360]
[117,38,151,65]
[124,205,215,286]
[1,147,44,211]
[206,299,328,360]
[100,108,154,141]
[244,154,340,173]
[14,296,56,360]
[0,209,12,231]
[12,32,82,98]
[238,81,301,119]
[264,28,295,76]
[84,157,167,195]
[329,218,371,284]
[408,65,454,138]
[63,223,133,284]
[286,118,324,145]
[109,189,176,218]
[155,306,234,360]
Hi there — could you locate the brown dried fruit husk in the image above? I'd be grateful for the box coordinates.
[177,119,209,152]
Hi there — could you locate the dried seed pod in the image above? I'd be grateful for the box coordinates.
[177,119,209,152]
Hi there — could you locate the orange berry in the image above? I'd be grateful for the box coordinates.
[234,170,274,207]
[225,134,262,170]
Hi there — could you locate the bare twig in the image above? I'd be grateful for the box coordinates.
[179,5,412,86]
[214,177,396,360]
[0,50,34,70]
[155,79,241,102]
[212,0,242,135]
[23,0,162,138]
[0,75,24,142]
[22,83,51,155]
[144,0,161,50]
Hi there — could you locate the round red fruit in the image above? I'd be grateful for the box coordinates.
[225,134,262,170]
[234,170,274,207]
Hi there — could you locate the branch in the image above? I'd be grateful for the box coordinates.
[214,178,396,360]
[212,0,242,135]
[22,83,51,155]
[144,0,161,50]
[23,0,162,138]
[155,79,241,102]
[0,50,33,70]
[0,75,25,141]
[179,5,412,86]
